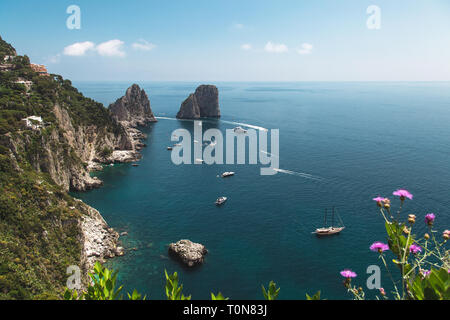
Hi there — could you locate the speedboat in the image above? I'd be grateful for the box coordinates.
[167,146,173,150]
[215,196,227,206]
[233,126,248,134]
[221,172,235,178]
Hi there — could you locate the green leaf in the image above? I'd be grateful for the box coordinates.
[211,292,229,300]
[262,281,280,300]
[306,291,321,300]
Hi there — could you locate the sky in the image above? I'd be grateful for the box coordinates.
[1,0,450,81]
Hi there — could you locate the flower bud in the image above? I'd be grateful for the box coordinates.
[443,230,450,240]
[424,233,430,240]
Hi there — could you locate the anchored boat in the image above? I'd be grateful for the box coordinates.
[314,207,345,236]
[215,196,227,206]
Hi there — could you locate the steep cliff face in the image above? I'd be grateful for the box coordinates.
[0,36,139,298]
[176,93,201,119]
[177,85,220,119]
[4,103,135,192]
[109,84,157,127]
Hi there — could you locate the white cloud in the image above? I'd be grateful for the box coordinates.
[232,23,244,29]
[63,41,95,56]
[241,43,252,51]
[96,39,126,57]
[132,39,156,51]
[297,43,313,55]
[264,41,288,53]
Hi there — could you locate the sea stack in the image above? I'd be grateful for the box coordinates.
[109,84,157,127]
[176,85,220,119]
[168,239,208,267]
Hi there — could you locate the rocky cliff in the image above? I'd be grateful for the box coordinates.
[109,84,157,127]
[176,85,220,119]
[0,36,147,298]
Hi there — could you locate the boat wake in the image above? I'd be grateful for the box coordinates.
[273,168,324,181]
[221,120,268,132]
[260,150,278,158]
[156,117,269,132]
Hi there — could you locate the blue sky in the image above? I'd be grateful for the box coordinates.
[1,0,450,81]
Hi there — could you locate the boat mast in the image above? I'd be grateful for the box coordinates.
[332,206,335,227]
[324,208,327,226]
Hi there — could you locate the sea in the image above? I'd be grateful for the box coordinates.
[71,81,450,300]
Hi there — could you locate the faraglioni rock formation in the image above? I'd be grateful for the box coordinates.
[109,84,157,127]
[168,239,208,267]
[176,85,220,119]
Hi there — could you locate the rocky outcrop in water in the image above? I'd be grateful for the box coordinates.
[109,84,157,127]
[168,239,208,267]
[76,199,123,273]
[176,85,220,119]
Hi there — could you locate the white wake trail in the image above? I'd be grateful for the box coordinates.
[273,168,324,181]
[260,150,278,158]
[156,117,268,132]
[221,120,269,132]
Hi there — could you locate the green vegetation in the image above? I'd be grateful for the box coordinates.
[0,151,83,299]
[0,35,16,60]
[0,36,123,135]
[261,281,280,300]
[343,194,449,300]
[98,146,113,159]
[64,262,278,301]
[0,35,126,300]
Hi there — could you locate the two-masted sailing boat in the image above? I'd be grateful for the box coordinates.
[313,207,345,236]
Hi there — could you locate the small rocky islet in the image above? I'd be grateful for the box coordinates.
[168,239,208,267]
[176,84,221,119]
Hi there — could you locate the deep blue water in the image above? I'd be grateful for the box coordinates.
[72,81,450,300]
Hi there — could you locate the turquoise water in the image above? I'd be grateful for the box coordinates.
[72,81,450,299]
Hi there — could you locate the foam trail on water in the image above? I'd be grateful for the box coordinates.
[156,117,268,132]
[273,168,324,181]
[221,120,269,132]
[155,116,178,121]
[260,150,278,158]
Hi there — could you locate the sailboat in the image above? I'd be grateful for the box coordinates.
[313,207,345,236]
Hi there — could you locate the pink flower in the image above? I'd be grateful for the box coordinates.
[340,269,357,278]
[370,242,389,253]
[393,189,413,200]
[409,244,422,254]
[421,270,431,277]
[379,288,386,296]
[425,213,435,226]
[373,197,386,202]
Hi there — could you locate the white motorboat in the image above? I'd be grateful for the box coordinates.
[215,196,227,206]
[233,126,248,134]
[221,172,235,178]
